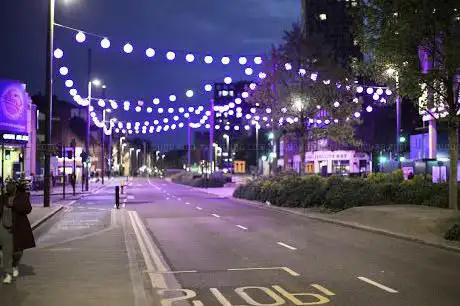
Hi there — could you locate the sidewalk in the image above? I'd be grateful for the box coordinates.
[0,211,146,306]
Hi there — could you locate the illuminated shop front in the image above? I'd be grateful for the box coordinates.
[0,80,36,181]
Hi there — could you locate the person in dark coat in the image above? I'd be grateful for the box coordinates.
[12,177,36,275]
[0,177,35,284]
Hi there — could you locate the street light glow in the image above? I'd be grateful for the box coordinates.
[92,79,101,87]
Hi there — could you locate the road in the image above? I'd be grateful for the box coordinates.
[3,177,460,306]
[126,177,460,305]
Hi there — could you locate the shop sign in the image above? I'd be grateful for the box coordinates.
[307,151,354,160]
[2,133,28,141]
[0,80,29,135]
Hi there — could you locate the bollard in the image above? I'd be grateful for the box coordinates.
[115,186,120,209]
[120,180,124,194]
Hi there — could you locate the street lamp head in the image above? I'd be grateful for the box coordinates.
[294,98,303,112]
[92,79,101,87]
[223,134,229,139]
[102,85,107,89]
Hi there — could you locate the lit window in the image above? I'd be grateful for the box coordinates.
[319,13,327,20]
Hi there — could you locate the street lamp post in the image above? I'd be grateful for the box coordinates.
[136,149,141,175]
[386,67,401,162]
[44,0,56,207]
[253,121,260,176]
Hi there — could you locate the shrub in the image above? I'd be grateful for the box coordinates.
[444,223,460,241]
[172,171,226,188]
[391,169,404,184]
[367,172,389,184]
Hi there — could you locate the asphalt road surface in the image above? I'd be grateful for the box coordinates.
[17,177,460,306]
[122,177,460,306]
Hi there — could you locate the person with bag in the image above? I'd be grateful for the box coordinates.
[0,177,35,284]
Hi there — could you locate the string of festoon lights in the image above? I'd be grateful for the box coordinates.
[55,23,265,67]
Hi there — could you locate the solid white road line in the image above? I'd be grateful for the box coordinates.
[196,206,203,210]
[277,242,297,250]
[357,276,398,293]
[128,211,167,289]
[211,214,220,218]
[227,267,300,277]
[236,225,248,230]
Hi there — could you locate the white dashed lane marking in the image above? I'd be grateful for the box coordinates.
[196,207,203,210]
[211,214,220,218]
[357,277,398,293]
[277,242,297,250]
[236,225,248,230]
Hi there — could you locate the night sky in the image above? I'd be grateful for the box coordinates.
[0,0,300,146]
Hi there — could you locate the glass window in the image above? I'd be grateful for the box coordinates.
[332,160,350,175]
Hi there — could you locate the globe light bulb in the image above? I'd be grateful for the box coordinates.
[59,67,69,76]
[334,101,340,108]
[204,84,212,92]
[354,112,361,118]
[153,98,160,105]
[186,90,194,98]
[65,80,74,88]
[185,54,195,62]
[101,38,111,49]
[242,92,249,98]
[254,57,262,64]
[147,107,153,113]
[204,56,213,64]
[54,48,63,59]
[356,86,364,93]
[245,68,253,75]
[376,88,383,95]
[366,87,374,94]
[135,106,141,112]
[124,43,134,54]
[239,57,247,65]
[69,89,77,96]
[221,56,230,65]
[385,89,392,95]
[146,48,155,57]
[169,95,176,102]
[299,68,306,76]
[158,108,164,113]
[166,51,176,60]
[366,105,373,112]
[235,98,242,104]
[285,63,292,70]
[224,77,232,84]
[75,31,86,43]
[98,99,105,107]
[249,83,257,90]
[258,72,266,79]
[168,108,174,113]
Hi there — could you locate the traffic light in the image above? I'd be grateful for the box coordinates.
[80,151,88,162]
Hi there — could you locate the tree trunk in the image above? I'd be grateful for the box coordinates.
[448,122,458,210]
[299,133,305,175]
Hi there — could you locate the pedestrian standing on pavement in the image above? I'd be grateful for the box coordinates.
[0,177,35,284]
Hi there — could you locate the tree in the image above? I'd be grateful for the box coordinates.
[248,23,362,174]
[355,0,460,209]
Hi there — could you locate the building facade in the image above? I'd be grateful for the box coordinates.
[0,80,36,181]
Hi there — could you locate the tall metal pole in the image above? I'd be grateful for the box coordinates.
[85,49,92,191]
[101,110,106,184]
[62,145,65,199]
[395,73,401,163]
[187,117,191,170]
[256,123,259,176]
[44,0,55,207]
[209,99,215,173]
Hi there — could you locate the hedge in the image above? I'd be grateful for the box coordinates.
[171,172,228,188]
[233,172,451,211]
